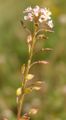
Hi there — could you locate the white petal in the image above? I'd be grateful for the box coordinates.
[39,18,43,23]
[28,13,33,21]
[24,16,28,20]
[48,20,53,28]
[23,6,32,13]
[33,5,40,16]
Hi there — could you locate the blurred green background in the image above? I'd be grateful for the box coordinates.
[0,0,66,120]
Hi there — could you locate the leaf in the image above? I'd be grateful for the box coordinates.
[26,74,34,81]
[24,88,32,94]
[16,88,21,96]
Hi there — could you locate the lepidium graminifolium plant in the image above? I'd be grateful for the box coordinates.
[16,5,53,120]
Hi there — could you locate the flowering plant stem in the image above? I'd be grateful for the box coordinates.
[17,5,53,120]
[17,25,37,120]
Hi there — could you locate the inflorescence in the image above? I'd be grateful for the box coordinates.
[23,5,53,28]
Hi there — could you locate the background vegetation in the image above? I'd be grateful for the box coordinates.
[0,0,66,120]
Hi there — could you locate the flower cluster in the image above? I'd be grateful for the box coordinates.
[23,5,53,28]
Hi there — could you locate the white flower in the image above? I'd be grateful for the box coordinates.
[44,8,51,16]
[39,15,45,23]
[40,8,51,21]
[23,5,53,29]
[40,8,45,14]
[33,5,40,16]
[24,16,28,20]
[48,20,53,28]
[24,13,33,21]
[23,6,32,13]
